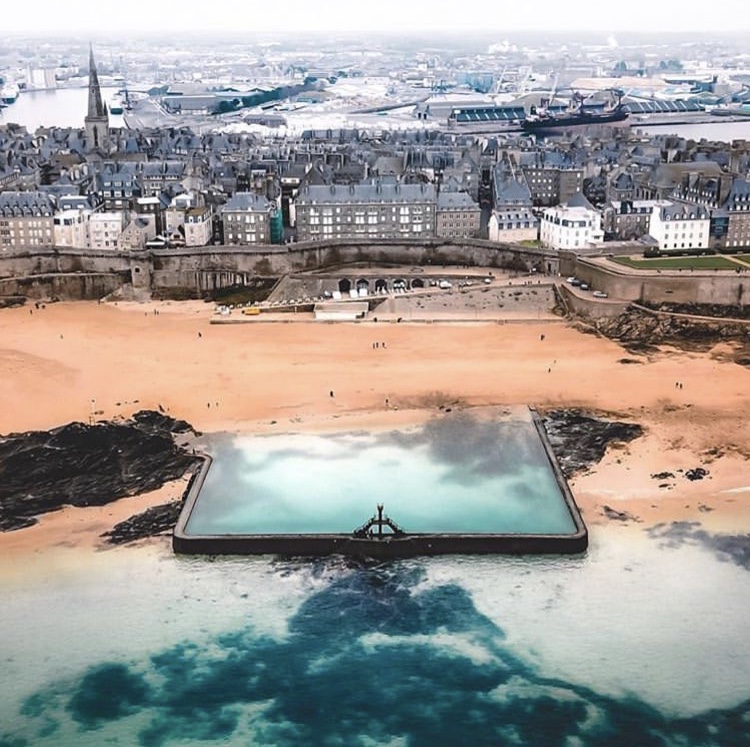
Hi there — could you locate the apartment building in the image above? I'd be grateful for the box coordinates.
[0,191,55,250]
[648,203,710,252]
[517,152,584,207]
[294,182,438,241]
[721,178,750,249]
[221,191,278,245]
[435,191,481,239]
[184,207,213,247]
[602,200,671,241]
[540,196,604,250]
[53,208,91,248]
[89,211,127,251]
[489,165,538,243]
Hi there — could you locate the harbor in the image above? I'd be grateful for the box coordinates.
[2,82,750,141]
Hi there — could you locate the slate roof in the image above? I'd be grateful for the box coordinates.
[658,203,710,220]
[298,182,437,204]
[222,191,274,212]
[0,190,55,216]
[436,191,479,210]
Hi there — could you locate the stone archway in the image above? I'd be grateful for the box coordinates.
[374,278,388,293]
[411,278,425,289]
[356,279,370,293]
[338,278,351,293]
[393,278,407,292]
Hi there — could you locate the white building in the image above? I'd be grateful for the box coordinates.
[164,193,195,236]
[539,194,604,250]
[184,207,212,247]
[53,208,91,248]
[488,208,538,243]
[89,211,127,251]
[162,193,211,247]
[648,203,710,252]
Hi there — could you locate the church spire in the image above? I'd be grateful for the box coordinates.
[85,44,110,154]
[87,44,107,118]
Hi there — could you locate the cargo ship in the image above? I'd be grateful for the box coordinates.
[523,92,629,133]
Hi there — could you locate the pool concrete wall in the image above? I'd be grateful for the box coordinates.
[172,409,587,558]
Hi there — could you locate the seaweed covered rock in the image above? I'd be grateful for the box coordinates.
[543,409,643,478]
[0,411,199,532]
[591,307,750,348]
[102,502,185,545]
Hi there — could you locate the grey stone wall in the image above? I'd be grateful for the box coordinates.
[0,272,127,300]
[563,255,750,307]
[0,240,554,300]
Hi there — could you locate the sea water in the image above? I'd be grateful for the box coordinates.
[2,527,750,746]
[184,411,577,537]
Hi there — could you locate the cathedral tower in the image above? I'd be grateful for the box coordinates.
[85,45,110,154]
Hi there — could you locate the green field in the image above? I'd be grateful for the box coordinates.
[612,255,740,271]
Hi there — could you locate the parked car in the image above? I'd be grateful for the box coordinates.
[592,290,609,298]
[580,283,590,291]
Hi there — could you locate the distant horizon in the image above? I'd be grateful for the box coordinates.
[4,29,750,39]
[2,0,749,36]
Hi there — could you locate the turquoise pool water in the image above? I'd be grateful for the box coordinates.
[184,411,578,536]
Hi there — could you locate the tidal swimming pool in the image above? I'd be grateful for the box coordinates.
[175,409,586,555]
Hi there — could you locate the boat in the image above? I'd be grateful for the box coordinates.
[710,105,750,117]
[108,88,134,115]
[1,83,19,105]
[523,91,629,133]
[108,92,127,114]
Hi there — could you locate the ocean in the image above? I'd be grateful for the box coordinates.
[2,521,750,746]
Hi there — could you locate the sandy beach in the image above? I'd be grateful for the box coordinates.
[1,297,749,555]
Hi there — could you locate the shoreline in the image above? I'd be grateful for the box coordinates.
[1,298,749,561]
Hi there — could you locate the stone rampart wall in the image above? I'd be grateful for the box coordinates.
[562,255,750,307]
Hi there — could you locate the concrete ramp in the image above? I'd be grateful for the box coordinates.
[314,301,369,321]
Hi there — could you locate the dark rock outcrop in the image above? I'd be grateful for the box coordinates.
[0,296,26,308]
[543,409,644,478]
[602,505,640,522]
[0,412,200,532]
[102,502,185,545]
[590,307,750,350]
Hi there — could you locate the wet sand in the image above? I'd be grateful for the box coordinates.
[1,298,749,555]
